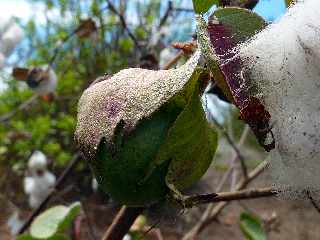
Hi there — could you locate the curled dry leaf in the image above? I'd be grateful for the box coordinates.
[196,9,274,151]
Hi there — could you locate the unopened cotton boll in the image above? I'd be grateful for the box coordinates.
[239,0,320,198]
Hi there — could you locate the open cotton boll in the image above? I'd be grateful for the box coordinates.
[0,23,23,56]
[27,66,58,96]
[28,150,48,171]
[239,0,320,199]
[25,150,56,208]
[24,172,56,209]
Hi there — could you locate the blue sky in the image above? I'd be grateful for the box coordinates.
[254,0,286,22]
[1,0,287,23]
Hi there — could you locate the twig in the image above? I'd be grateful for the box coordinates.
[159,1,173,28]
[200,160,269,230]
[210,115,248,179]
[101,206,144,240]
[183,160,269,240]
[230,125,250,189]
[173,7,194,13]
[18,153,82,234]
[106,0,140,48]
[193,187,276,205]
[0,95,38,123]
[162,50,185,70]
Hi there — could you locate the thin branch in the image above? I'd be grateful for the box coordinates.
[162,50,185,70]
[101,206,144,240]
[173,7,194,13]
[210,115,248,179]
[201,160,269,233]
[0,95,38,123]
[183,160,269,240]
[106,0,140,48]
[18,153,82,234]
[159,1,173,28]
[194,187,276,205]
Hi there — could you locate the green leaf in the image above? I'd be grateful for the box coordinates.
[30,202,81,239]
[213,7,266,43]
[192,0,219,14]
[154,80,218,190]
[239,212,267,240]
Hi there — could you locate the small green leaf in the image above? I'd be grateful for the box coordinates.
[30,202,81,239]
[192,0,219,14]
[240,212,267,240]
[155,80,218,190]
[213,7,266,43]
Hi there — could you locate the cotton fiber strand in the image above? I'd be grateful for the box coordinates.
[239,0,320,199]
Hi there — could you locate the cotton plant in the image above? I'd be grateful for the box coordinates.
[24,151,56,209]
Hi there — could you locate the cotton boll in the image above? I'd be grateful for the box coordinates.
[0,23,23,56]
[24,151,56,208]
[27,66,58,96]
[122,234,131,240]
[27,150,47,172]
[239,0,320,198]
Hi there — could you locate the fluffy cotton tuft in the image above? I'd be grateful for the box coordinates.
[27,150,48,171]
[240,0,320,198]
[33,66,58,95]
[24,151,56,208]
[0,23,24,56]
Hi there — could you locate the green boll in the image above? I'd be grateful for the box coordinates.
[75,51,218,207]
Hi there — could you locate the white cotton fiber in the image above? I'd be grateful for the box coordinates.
[240,0,320,199]
[0,22,23,56]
